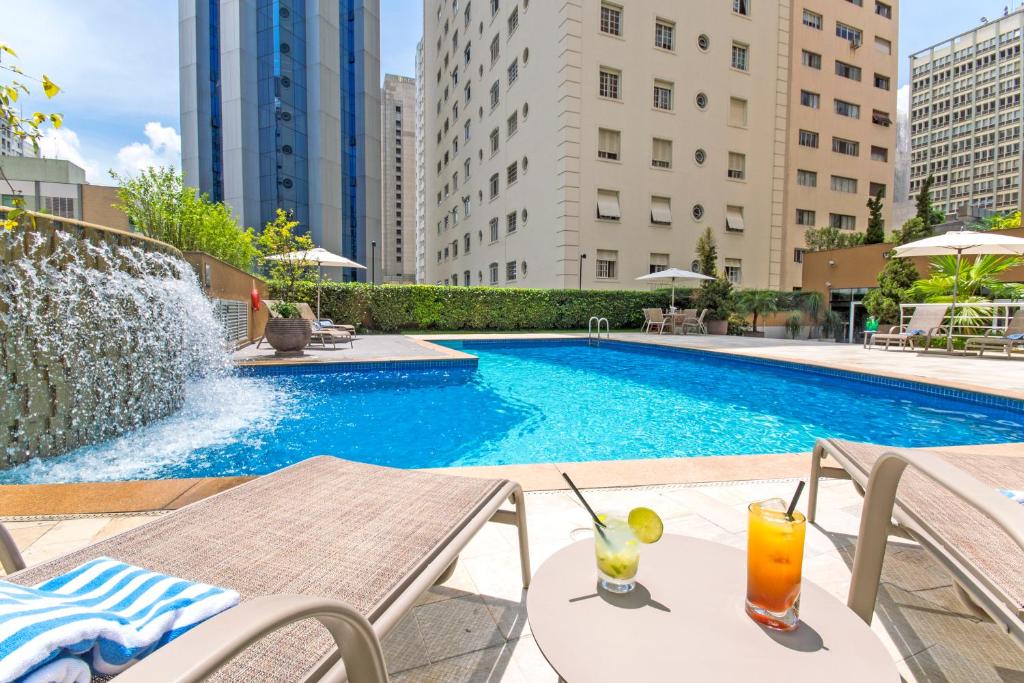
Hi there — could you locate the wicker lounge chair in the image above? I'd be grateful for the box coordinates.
[807,439,1024,646]
[642,308,670,334]
[867,304,948,351]
[0,457,531,682]
[297,302,358,339]
[963,310,1024,358]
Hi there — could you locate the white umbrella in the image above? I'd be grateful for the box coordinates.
[265,248,367,318]
[635,268,713,308]
[891,230,1024,351]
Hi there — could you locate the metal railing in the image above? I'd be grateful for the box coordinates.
[213,298,250,345]
[897,301,1024,340]
[588,316,610,345]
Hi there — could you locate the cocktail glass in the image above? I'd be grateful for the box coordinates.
[745,498,806,631]
[594,514,641,593]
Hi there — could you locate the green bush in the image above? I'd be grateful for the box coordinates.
[271,282,690,332]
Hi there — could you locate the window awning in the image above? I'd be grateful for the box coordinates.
[597,191,621,219]
[651,197,672,225]
[726,206,745,232]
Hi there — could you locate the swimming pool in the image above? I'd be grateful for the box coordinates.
[4,339,1024,483]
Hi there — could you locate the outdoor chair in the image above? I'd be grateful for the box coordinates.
[867,304,948,352]
[254,300,281,349]
[963,310,1024,358]
[297,302,358,339]
[0,457,531,683]
[682,308,708,335]
[642,308,670,335]
[807,438,1024,647]
[309,325,355,350]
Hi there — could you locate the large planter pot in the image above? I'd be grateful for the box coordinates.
[707,319,728,335]
[265,318,311,355]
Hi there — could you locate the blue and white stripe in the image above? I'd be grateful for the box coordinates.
[0,558,239,682]
[999,488,1024,505]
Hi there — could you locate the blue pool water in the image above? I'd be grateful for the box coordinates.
[5,340,1024,483]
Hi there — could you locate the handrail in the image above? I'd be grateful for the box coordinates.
[588,316,610,345]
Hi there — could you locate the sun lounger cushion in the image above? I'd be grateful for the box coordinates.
[1007,333,1024,341]
[999,489,1024,505]
[0,558,238,681]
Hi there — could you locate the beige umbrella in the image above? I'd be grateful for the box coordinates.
[265,248,366,318]
[636,268,713,308]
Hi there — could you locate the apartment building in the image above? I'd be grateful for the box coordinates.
[0,157,129,229]
[782,0,898,289]
[1,124,25,157]
[179,0,382,281]
[909,11,1024,217]
[416,40,428,283]
[423,0,898,290]
[381,75,417,283]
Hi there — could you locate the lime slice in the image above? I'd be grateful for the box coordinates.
[628,507,664,544]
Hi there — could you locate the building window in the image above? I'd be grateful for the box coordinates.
[649,252,669,274]
[733,0,750,16]
[801,50,821,69]
[507,161,518,185]
[490,0,500,17]
[729,97,748,127]
[489,262,499,284]
[506,260,518,281]
[600,2,622,36]
[490,81,500,108]
[598,128,621,160]
[655,19,675,50]
[802,10,822,29]
[694,148,707,165]
[652,137,672,168]
[727,152,746,180]
[794,248,807,264]
[651,196,672,225]
[489,173,500,198]
[830,213,857,230]
[599,68,621,99]
[508,7,519,34]
[796,209,816,226]
[596,249,618,279]
[836,22,862,45]
[797,169,818,187]
[507,112,518,136]
[800,90,820,109]
[43,196,75,218]
[831,175,858,193]
[490,127,500,154]
[507,210,518,233]
[695,92,708,109]
[873,74,891,92]
[489,217,500,242]
[731,42,749,71]
[832,137,860,156]
[870,145,888,162]
[725,205,745,232]
[798,129,819,148]
[724,259,742,284]
[835,61,861,81]
[834,99,860,119]
[597,189,622,220]
[490,35,500,64]
[875,1,892,18]
[874,36,891,54]
[507,58,519,85]
[653,80,674,110]
[869,182,887,198]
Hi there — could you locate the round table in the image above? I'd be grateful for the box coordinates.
[526,535,897,682]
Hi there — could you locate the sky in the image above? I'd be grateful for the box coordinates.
[0,0,1016,183]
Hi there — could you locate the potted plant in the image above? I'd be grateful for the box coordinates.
[820,310,844,342]
[784,311,803,339]
[256,209,317,355]
[693,276,734,335]
[734,289,779,338]
[263,301,311,354]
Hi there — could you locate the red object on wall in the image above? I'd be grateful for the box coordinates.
[251,288,261,311]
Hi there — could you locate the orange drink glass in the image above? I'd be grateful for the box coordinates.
[745,498,806,631]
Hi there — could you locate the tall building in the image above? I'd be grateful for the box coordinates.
[1,125,25,157]
[781,0,898,289]
[381,75,416,283]
[415,39,427,284]
[179,0,382,281]
[909,10,1024,217]
[423,0,897,290]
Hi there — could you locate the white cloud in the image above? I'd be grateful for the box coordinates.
[37,128,101,183]
[114,122,181,176]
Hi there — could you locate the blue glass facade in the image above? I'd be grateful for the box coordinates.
[208,0,224,202]
[340,0,361,276]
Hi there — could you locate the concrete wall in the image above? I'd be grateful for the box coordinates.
[80,185,130,231]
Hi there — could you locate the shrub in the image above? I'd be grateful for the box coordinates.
[692,276,734,321]
[270,282,689,332]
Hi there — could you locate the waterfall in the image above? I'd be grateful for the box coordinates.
[0,222,230,468]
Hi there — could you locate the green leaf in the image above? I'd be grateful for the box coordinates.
[0,44,17,57]
[31,111,45,126]
[41,75,60,98]
[50,113,62,129]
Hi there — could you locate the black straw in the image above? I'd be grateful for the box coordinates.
[786,481,806,521]
[562,473,610,542]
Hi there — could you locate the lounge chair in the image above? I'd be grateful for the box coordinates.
[309,326,354,350]
[0,457,531,682]
[808,439,1024,645]
[682,308,708,335]
[642,308,670,335]
[254,299,281,349]
[297,302,358,339]
[867,304,948,352]
[963,310,1024,358]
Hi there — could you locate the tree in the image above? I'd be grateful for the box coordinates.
[889,216,931,246]
[864,191,885,244]
[692,276,734,321]
[695,226,718,276]
[112,168,258,271]
[256,209,315,304]
[804,226,864,251]
[973,211,1021,231]
[914,173,944,227]
[734,289,780,333]
[862,256,919,325]
[910,254,1024,302]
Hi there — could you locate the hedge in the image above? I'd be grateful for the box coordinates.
[270,281,690,332]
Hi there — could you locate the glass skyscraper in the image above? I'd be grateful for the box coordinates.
[180,0,381,280]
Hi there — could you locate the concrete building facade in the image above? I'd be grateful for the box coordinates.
[423,0,898,290]
[179,0,382,281]
[1,124,25,157]
[909,10,1024,217]
[0,157,129,230]
[381,74,416,283]
[415,39,428,283]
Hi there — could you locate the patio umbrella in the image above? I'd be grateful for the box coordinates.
[265,248,367,319]
[635,268,713,308]
[891,230,1024,351]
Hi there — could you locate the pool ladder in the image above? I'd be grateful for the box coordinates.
[588,317,610,346]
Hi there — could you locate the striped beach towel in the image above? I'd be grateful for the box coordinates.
[0,557,239,682]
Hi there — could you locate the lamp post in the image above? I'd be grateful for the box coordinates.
[579,253,587,290]
[371,241,377,287]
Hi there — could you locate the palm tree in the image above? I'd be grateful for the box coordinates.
[910,254,1024,333]
[735,289,780,334]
